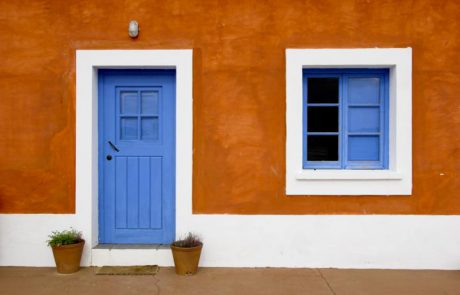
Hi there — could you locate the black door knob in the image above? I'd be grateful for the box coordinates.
[106,155,112,161]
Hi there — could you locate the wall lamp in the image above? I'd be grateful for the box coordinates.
[128,20,139,38]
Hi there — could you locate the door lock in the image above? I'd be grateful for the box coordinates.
[106,155,112,161]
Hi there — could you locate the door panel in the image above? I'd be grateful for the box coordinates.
[99,69,175,244]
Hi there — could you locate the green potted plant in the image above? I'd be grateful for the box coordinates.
[47,228,85,274]
[170,232,203,275]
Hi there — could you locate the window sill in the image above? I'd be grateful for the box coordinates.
[296,170,403,180]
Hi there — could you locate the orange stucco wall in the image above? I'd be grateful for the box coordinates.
[0,0,459,214]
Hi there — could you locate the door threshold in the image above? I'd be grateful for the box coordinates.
[93,244,170,250]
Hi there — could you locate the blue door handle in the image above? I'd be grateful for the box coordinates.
[108,141,120,152]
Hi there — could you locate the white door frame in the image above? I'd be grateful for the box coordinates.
[76,50,193,264]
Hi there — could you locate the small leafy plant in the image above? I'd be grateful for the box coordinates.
[47,228,83,247]
[172,232,202,248]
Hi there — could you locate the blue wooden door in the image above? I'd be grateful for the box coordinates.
[99,69,175,244]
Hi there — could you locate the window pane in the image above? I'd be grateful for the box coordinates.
[141,91,159,114]
[141,117,159,140]
[348,78,380,104]
[307,107,338,132]
[348,135,379,161]
[120,91,138,114]
[120,117,138,140]
[307,78,339,103]
[348,107,380,132]
[307,135,338,161]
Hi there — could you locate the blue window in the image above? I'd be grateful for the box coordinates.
[303,69,389,169]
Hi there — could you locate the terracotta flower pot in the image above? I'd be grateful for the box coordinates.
[51,240,85,274]
[170,243,203,275]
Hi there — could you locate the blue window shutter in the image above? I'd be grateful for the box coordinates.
[303,69,389,170]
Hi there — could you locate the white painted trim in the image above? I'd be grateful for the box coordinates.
[296,170,403,180]
[285,48,412,195]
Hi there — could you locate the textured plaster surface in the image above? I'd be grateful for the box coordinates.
[0,0,459,213]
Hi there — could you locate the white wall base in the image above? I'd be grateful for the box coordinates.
[0,214,85,266]
[1,214,460,270]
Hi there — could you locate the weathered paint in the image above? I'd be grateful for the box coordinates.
[0,0,459,214]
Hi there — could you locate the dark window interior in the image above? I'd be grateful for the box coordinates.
[307,107,338,132]
[307,136,339,161]
[307,78,339,103]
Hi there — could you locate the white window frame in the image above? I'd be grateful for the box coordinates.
[286,48,412,195]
